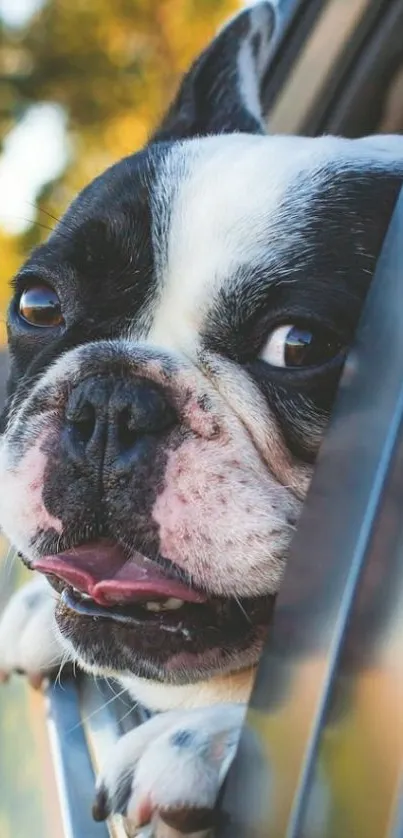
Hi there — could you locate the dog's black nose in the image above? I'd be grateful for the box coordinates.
[64,377,176,469]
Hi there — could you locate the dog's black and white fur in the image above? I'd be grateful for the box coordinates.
[1,3,403,835]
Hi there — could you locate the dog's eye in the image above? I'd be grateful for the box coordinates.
[261,324,342,368]
[18,285,64,328]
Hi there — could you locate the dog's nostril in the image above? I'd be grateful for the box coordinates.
[66,399,97,445]
[74,415,97,446]
[116,396,176,453]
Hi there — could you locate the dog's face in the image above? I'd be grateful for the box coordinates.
[0,3,402,706]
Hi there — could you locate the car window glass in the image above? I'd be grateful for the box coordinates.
[269,0,373,134]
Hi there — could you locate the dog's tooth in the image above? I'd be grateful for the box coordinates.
[164,598,184,610]
[72,587,91,601]
[145,601,165,612]
[144,598,185,612]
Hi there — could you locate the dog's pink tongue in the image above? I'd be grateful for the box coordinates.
[32,541,205,606]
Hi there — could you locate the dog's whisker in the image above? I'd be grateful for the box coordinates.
[4,215,72,243]
[94,675,106,696]
[287,523,298,532]
[23,200,81,240]
[117,700,140,728]
[1,544,18,580]
[233,595,252,625]
[105,678,128,700]
[43,650,72,668]
[25,200,64,229]
[66,685,129,735]
[53,650,72,689]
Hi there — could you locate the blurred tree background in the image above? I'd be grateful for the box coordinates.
[0,0,237,343]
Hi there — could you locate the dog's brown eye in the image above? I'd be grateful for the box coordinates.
[18,285,63,328]
[261,324,342,368]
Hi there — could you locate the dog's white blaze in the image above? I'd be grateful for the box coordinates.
[149,134,286,348]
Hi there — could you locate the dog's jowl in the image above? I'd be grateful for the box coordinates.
[0,2,402,835]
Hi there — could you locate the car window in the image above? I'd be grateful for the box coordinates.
[268,0,373,133]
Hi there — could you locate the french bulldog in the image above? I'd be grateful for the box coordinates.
[1,2,402,835]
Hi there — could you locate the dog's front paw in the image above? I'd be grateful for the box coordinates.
[93,703,245,837]
[0,574,68,688]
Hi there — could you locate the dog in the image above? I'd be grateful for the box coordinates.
[0,2,402,835]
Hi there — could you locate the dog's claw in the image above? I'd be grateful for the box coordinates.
[92,786,111,822]
[0,666,44,689]
[159,806,216,834]
[27,671,46,690]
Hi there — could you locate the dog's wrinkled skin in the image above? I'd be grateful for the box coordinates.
[1,3,403,835]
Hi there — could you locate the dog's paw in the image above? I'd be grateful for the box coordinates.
[93,703,245,837]
[0,574,68,688]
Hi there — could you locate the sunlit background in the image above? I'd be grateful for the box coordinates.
[0,0,241,343]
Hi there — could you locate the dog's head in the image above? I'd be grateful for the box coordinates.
[1,2,402,709]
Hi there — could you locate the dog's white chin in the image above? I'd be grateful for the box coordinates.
[119,668,255,712]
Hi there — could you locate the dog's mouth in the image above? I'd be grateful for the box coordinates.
[33,539,206,607]
[32,539,275,680]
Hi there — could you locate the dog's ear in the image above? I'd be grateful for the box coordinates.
[151,2,277,142]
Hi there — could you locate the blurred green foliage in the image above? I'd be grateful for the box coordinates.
[0,0,237,341]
